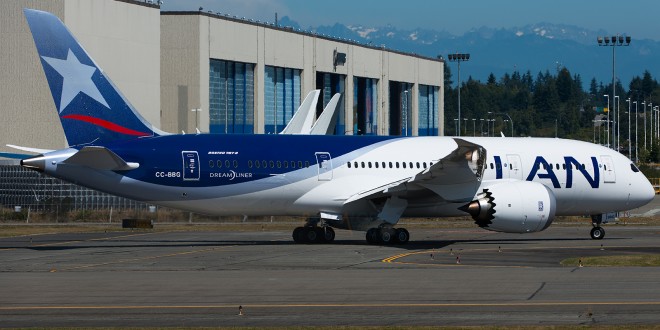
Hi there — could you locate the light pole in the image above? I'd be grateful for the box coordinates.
[463,118,468,136]
[643,101,647,149]
[634,101,638,163]
[598,34,631,150]
[479,118,485,136]
[453,118,458,135]
[472,118,476,137]
[191,108,202,133]
[488,111,514,137]
[447,53,470,137]
[615,95,620,151]
[651,102,654,150]
[403,90,409,136]
[604,94,610,148]
[627,98,631,160]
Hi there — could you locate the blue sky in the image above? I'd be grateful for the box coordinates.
[162,0,660,41]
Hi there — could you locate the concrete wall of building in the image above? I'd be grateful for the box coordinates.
[0,0,160,154]
[161,12,444,136]
[65,0,161,128]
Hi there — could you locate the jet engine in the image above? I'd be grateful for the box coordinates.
[460,181,556,233]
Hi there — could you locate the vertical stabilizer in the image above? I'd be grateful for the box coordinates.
[23,9,161,146]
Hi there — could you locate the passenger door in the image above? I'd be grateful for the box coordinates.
[600,155,616,183]
[315,152,333,181]
[182,151,200,181]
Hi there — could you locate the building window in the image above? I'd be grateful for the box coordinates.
[418,84,439,136]
[317,72,346,135]
[353,77,378,135]
[265,66,301,134]
[209,59,255,134]
[389,81,413,136]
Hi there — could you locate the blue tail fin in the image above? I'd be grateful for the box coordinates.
[23,9,160,146]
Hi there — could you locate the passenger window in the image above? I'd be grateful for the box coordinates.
[347,162,352,168]
[262,160,267,168]
[509,164,512,170]
[604,165,607,170]
[490,163,494,169]
[226,160,231,168]
[416,162,420,168]
[217,160,223,168]
[402,162,407,169]
[248,160,253,168]
[277,161,281,168]
[209,160,214,168]
[375,162,379,168]
[255,161,260,168]
[368,162,372,168]
[361,162,365,168]
[423,162,427,168]
[389,162,393,168]
[298,161,303,168]
[284,161,288,168]
[409,162,414,168]
[233,160,238,168]
[556,164,559,170]
[396,162,400,168]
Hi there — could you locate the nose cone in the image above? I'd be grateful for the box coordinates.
[632,176,656,208]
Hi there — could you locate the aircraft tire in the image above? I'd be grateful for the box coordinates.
[321,227,335,243]
[590,226,605,240]
[366,228,379,244]
[305,227,319,243]
[379,227,396,244]
[394,228,410,244]
[292,227,304,243]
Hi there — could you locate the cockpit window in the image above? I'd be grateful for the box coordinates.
[631,163,640,173]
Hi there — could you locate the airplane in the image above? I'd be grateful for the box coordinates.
[15,9,655,245]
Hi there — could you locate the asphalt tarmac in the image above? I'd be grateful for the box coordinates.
[1,223,660,327]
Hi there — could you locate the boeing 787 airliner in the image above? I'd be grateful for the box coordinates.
[14,9,655,245]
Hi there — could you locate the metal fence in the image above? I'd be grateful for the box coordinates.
[0,160,147,212]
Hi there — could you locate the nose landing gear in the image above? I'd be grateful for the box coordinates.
[590,214,605,240]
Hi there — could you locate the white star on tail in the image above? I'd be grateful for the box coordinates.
[42,49,109,113]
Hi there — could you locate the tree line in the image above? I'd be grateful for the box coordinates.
[443,66,660,162]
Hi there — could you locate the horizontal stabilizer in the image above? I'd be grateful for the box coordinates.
[6,144,54,154]
[63,146,139,171]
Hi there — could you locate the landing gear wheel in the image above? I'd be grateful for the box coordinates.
[379,227,396,244]
[305,227,319,243]
[366,228,379,244]
[590,226,605,240]
[292,227,304,243]
[394,228,410,244]
[321,227,335,243]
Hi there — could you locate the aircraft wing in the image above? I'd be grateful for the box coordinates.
[344,138,486,205]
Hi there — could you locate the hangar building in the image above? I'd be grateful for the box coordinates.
[0,0,444,210]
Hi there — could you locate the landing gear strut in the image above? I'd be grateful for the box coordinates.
[590,214,605,240]
[366,227,410,245]
[292,226,335,244]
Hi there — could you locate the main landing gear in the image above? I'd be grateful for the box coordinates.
[590,214,605,240]
[292,226,335,244]
[366,227,410,245]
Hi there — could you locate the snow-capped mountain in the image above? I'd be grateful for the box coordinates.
[278,16,659,87]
